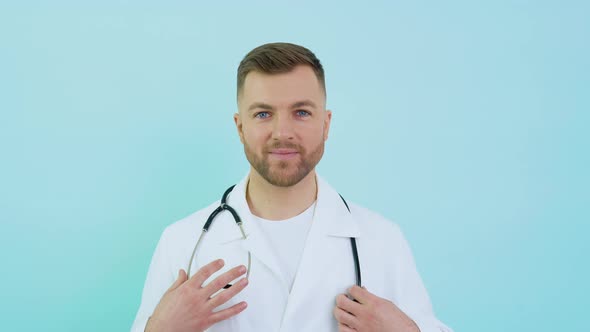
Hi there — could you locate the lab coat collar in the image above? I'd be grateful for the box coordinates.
[314,174,361,238]
[215,172,361,292]
[221,172,361,242]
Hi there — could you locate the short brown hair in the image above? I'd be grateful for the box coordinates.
[237,42,326,99]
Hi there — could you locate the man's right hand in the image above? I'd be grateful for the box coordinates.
[145,259,249,332]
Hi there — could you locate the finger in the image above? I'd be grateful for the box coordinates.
[338,323,356,332]
[166,269,187,293]
[208,277,249,309]
[348,285,375,304]
[335,294,362,315]
[333,306,359,330]
[189,259,225,288]
[208,301,248,325]
[203,265,247,296]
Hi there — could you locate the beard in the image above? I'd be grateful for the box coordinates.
[243,139,324,187]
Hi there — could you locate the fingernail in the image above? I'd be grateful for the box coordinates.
[239,265,247,273]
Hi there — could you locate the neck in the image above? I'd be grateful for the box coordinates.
[246,169,317,221]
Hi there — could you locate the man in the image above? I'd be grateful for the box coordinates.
[132,42,452,332]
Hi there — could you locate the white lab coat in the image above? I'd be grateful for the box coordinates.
[131,174,453,332]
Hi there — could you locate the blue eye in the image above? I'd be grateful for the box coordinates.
[296,110,311,117]
[255,112,270,119]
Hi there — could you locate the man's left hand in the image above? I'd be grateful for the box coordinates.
[333,285,420,332]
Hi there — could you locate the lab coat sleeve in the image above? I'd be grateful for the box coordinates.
[391,226,453,332]
[130,227,176,332]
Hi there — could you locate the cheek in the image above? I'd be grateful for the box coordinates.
[303,126,326,144]
[243,127,268,148]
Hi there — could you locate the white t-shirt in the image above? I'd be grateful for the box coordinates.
[250,201,316,292]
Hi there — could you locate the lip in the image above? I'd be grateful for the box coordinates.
[270,148,298,154]
[269,149,299,160]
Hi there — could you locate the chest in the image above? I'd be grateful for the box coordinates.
[186,216,387,332]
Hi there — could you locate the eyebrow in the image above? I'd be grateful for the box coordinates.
[291,100,317,109]
[247,102,274,112]
[247,100,318,112]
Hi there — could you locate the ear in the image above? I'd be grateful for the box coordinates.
[234,112,245,144]
[323,110,332,141]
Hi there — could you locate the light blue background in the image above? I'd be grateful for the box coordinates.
[1,1,588,331]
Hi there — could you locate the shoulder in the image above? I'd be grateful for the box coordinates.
[347,201,403,237]
[345,202,422,289]
[318,175,403,240]
[157,200,221,249]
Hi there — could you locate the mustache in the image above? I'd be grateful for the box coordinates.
[264,141,302,152]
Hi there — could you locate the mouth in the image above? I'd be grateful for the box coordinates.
[268,148,299,160]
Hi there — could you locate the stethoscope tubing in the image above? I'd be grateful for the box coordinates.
[187,186,361,288]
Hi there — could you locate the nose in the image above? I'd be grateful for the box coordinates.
[271,113,295,140]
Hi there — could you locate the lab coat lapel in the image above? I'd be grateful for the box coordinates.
[219,175,290,294]
[280,175,361,330]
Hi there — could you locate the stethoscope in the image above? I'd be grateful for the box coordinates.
[187,185,362,289]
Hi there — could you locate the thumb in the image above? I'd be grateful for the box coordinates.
[167,269,187,292]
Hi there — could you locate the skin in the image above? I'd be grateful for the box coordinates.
[146,64,420,331]
[146,260,249,332]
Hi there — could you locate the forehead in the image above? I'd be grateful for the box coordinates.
[239,65,325,109]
